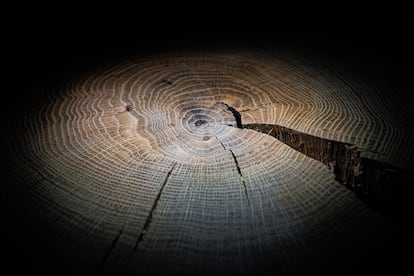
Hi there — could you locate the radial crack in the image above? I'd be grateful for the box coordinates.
[215,137,250,203]
[215,136,227,151]
[125,163,176,269]
[244,123,362,186]
[243,123,414,210]
[95,229,123,276]
[229,149,250,203]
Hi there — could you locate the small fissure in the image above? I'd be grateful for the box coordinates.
[229,150,243,176]
[161,79,173,85]
[95,229,123,276]
[215,136,227,151]
[230,149,250,203]
[215,137,250,203]
[125,105,131,112]
[125,163,176,269]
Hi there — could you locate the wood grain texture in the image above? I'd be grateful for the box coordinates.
[5,50,414,274]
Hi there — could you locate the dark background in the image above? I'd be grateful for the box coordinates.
[3,5,414,114]
[2,5,413,275]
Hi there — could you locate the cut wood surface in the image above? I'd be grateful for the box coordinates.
[5,51,414,274]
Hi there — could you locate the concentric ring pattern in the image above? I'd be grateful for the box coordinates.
[7,51,414,274]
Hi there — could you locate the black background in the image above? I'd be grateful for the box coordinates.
[4,5,414,109]
[2,4,414,275]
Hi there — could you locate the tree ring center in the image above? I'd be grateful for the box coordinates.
[194,119,208,127]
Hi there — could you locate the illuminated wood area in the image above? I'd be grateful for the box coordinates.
[6,51,414,275]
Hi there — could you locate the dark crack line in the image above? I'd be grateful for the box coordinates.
[215,137,250,203]
[229,149,250,203]
[95,229,123,276]
[229,149,242,176]
[215,136,227,151]
[124,163,176,270]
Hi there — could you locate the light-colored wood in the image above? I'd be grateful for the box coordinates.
[7,51,413,274]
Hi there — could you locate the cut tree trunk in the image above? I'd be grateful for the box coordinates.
[5,51,414,275]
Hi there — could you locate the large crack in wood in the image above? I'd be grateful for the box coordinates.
[243,123,414,214]
[95,229,123,276]
[216,102,412,216]
[125,163,176,270]
[220,102,243,128]
[244,123,361,189]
